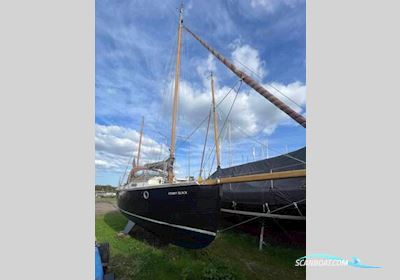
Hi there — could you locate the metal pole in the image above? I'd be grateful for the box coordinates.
[259,221,265,251]
[270,169,274,189]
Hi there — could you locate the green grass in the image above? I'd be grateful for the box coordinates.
[96,211,305,280]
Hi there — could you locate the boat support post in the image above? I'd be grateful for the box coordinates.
[259,220,265,251]
[123,220,136,235]
[259,203,267,251]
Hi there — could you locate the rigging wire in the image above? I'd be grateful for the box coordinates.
[164,3,179,18]
[231,58,304,110]
[172,78,241,177]
[199,106,212,178]
[266,83,303,109]
[204,93,305,166]
[181,27,191,177]
[119,150,134,185]
[99,19,179,182]
[205,81,243,176]
[229,123,306,164]
[176,78,241,145]
[157,21,179,143]
[186,34,305,110]
[203,91,305,174]
[102,19,307,181]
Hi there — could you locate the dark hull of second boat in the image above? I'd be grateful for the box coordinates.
[213,147,306,217]
[221,187,306,216]
[117,182,220,249]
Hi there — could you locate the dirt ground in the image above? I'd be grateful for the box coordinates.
[95,200,117,215]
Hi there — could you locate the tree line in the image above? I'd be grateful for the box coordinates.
[95,185,116,192]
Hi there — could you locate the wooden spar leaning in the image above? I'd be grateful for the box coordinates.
[201,169,306,186]
[136,116,144,166]
[210,73,221,169]
[168,5,184,183]
[183,26,306,128]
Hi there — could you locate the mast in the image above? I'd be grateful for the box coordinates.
[136,116,144,166]
[184,26,306,128]
[210,73,221,169]
[168,4,184,183]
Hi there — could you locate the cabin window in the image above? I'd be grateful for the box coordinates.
[146,170,160,176]
[134,170,144,177]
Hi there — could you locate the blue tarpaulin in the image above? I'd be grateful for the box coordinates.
[95,247,104,280]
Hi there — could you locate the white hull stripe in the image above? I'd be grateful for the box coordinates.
[118,207,217,237]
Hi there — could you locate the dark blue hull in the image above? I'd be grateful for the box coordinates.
[117,183,220,249]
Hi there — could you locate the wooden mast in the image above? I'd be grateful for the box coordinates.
[210,73,221,169]
[184,26,306,128]
[136,116,144,166]
[168,4,184,183]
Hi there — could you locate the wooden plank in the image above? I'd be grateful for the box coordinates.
[201,169,306,185]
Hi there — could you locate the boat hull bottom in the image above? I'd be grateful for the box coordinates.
[119,211,216,249]
[117,183,220,249]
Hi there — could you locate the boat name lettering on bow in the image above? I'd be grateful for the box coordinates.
[168,191,188,196]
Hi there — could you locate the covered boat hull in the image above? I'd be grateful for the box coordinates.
[117,182,220,249]
[213,147,306,217]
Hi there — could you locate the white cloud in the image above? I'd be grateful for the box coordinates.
[248,81,306,134]
[95,1,306,184]
[95,159,118,170]
[162,78,305,140]
[230,42,267,79]
[95,124,169,174]
[196,54,217,85]
[164,42,306,139]
[250,0,303,13]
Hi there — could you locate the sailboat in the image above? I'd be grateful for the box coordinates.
[117,7,220,249]
[118,114,221,249]
[117,4,306,249]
